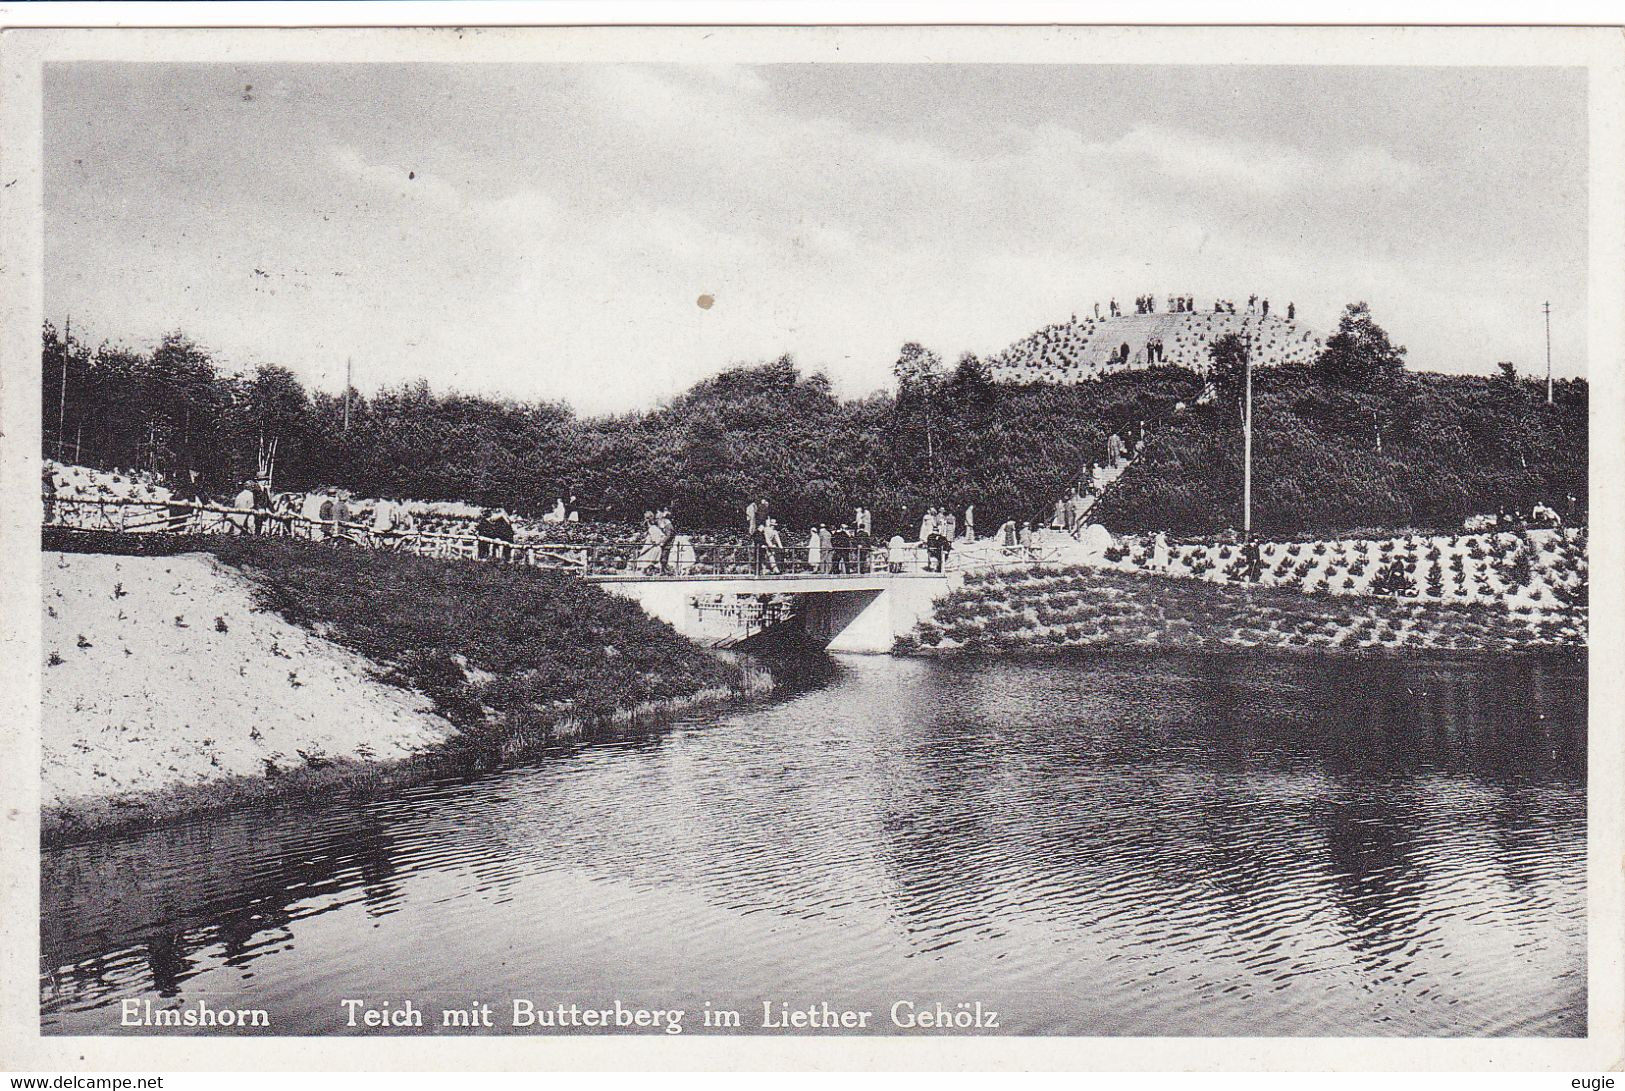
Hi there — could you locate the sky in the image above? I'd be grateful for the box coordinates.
[45,62,1588,414]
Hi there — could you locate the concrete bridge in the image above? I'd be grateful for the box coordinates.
[590,571,961,654]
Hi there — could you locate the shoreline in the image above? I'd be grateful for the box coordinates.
[41,534,777,848]
[41,669,774,849]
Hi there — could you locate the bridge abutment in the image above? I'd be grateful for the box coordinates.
[595,574,959,654]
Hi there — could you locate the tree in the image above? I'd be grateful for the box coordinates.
[949,351,996,409]
[1496,360,1519,384]
[893,342,943,395]
[1207,333,1249,421]
[893,342,945,478]
[1312,302,1407,387]
[239,364,312,488]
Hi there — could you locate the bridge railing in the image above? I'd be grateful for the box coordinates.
[42,495,1027,579]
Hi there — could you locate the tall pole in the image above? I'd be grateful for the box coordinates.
[343,356,352,433]
[58,314,70,459]
[1242,337,1253,544]
[1543,301,1553,405]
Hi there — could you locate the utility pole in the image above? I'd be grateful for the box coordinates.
[1543,301,1553,406]
[58,314,70,459]
[343,356,352,433]
[1243,334,1253,544]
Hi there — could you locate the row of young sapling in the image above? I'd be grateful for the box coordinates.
[1097,527,1586,612]
[905,561,1584,654]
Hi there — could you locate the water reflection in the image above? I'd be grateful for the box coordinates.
[41,650,1585,1036]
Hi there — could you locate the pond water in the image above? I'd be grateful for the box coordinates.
[41,649,1587,1037]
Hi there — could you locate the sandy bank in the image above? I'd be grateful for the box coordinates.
[42,551,455,810]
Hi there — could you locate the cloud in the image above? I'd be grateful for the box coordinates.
[1099,125,1419,195]
[44,64,1584,415]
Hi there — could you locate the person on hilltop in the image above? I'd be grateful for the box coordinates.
[1262,299,1271,319]
[1287,302,1296,321]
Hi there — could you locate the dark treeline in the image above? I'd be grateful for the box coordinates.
[41,309,1587,538]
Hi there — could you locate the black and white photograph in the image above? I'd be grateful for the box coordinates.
[2,19,1621,1075]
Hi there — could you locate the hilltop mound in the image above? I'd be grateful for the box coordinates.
[991,309,1321,385]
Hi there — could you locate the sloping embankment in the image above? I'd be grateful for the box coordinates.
[41,532,771,844]
[901,563,1585,655]
[43,550,455,812]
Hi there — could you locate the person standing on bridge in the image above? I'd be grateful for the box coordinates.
[637,512,664,574]
[657,509,677,572]
[888,531,907,573]
[807,524,823,573]
[748,519,767,576]
[819,524,833,574]
[831,523,853,574]
[762,517,784,574]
